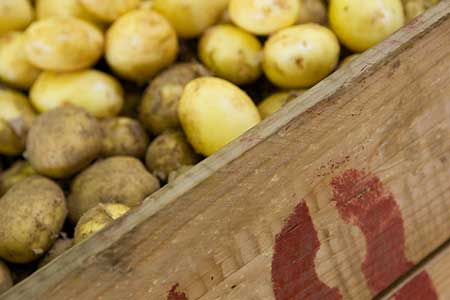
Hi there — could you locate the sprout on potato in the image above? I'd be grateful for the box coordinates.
[262,24,340,88]
[0,176,67,264]
[67,156,160,223]
[26,105,103,178]
[0,0,34,36]
[139,63,210,135]
[199,24,263,85]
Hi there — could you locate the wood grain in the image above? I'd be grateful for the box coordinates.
[2,2,450,300]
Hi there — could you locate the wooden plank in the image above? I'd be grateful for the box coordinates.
[2,2,450,300]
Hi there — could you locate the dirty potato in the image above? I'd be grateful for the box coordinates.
[38,237,73,268]
[0,260,12,295]
[26,105,102,178]
[67,156,160,223]
[0,176,67,264]
[139,63,210,135]
[0,0,34,36]
[145,130,200,181]
[100,117,149,158]
[0,160,36,197]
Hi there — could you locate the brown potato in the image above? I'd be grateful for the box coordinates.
[67,156,160,223]
[0,260,13,295]
[0,160,37,197]
[38,237,73,268]
[145,130,200,181]
[26,105,102,178]
[0,176,67,264]
[100,117,149,158]
[139,63,210,135]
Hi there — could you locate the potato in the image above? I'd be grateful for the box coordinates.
[199,25,262,85]
[38,237,73,268]
[74,203,130,244]
[297,0,327,25]
[228,0,300,35]
[340,54,361,66]
[263,24,340,88]
[0,160,36,197]
[0,176,67,264]
[145,130,200,181]
[403,0,439,21]
[67,156,160,223]
[35,0,103,27]
[105,9,178,83]
[0,88,36,156]
[30,70,124,118]
[0,260,12,295]
[178,77,261,156]
[258,91,305,119]
[329,0,405,52]
[80,0,140,22]
[168,165,193,183]
[25,17,104,71]
[26,105,102,178]
[0,32,41,90]
[101,117,149,158]
[0,0,34,36]
[153,0,229,38]
[139,63,210,135]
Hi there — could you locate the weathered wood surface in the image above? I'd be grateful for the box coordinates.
[2,2,450,300]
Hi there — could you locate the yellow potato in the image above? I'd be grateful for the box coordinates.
[199,24,263,85]
[0,160,36,197]
[403,0,439,21]
[178,77,261,156]
[329,0,405,52]
[228,0,300,35]
[35,0,103,27]
[80,0,140,22]
[74,203,130,244]
[0,88,36,155]
[153,0,229,38]
[139,63,210,135]
[0,176,67,264]
[297,0,327,25]
[30,70,124,118]
[67,156,160,223]
[25,17,104,71]
[38,237,73,268]
[26,105,103,178]
[106,9,178,83]
[0,0,34,36]
[258,91,305,119]
[263,24,340,89]
[0,260,12,295]
[0,32,41,90]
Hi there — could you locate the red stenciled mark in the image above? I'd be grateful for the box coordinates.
[272,201,342,300]
[167,284,188,300]
[331,169,437,299]
[394,271,438,300]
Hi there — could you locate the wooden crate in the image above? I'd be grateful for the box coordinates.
[2,2,450,300]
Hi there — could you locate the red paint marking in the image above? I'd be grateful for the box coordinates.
[394,271,437,300]
[331,169,437,298]
[167,284,188,300]
[272,201,342,300]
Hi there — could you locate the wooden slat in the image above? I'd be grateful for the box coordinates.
[2,2,450,300]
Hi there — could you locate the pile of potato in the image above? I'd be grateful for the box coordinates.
[0,0,439,293]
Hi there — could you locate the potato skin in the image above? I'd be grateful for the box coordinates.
[26,105,103,179]
[0,160,36,197]
[36,0,103,27]
[199,25,262,85]
[0,0,34,36]
[329,0,405,52]
[74,203,130,244]
[38,237,73,268]
[139,63,210,135]
[100,117,149,158]
[106,9,178,83]
[67,156,160,223]
[153,0,230,38]
[228,0,300,35]
[258,91,304,119]
[0,120,23,156]
[263,24,340,88]
[145,130,200,181]
[0,32,41,90]
[30,70,124,118]
[178,77,261,156]
[25,17,104,71]
[0,260,13,295]
[80,0,140,22]
[0,176,67,264]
